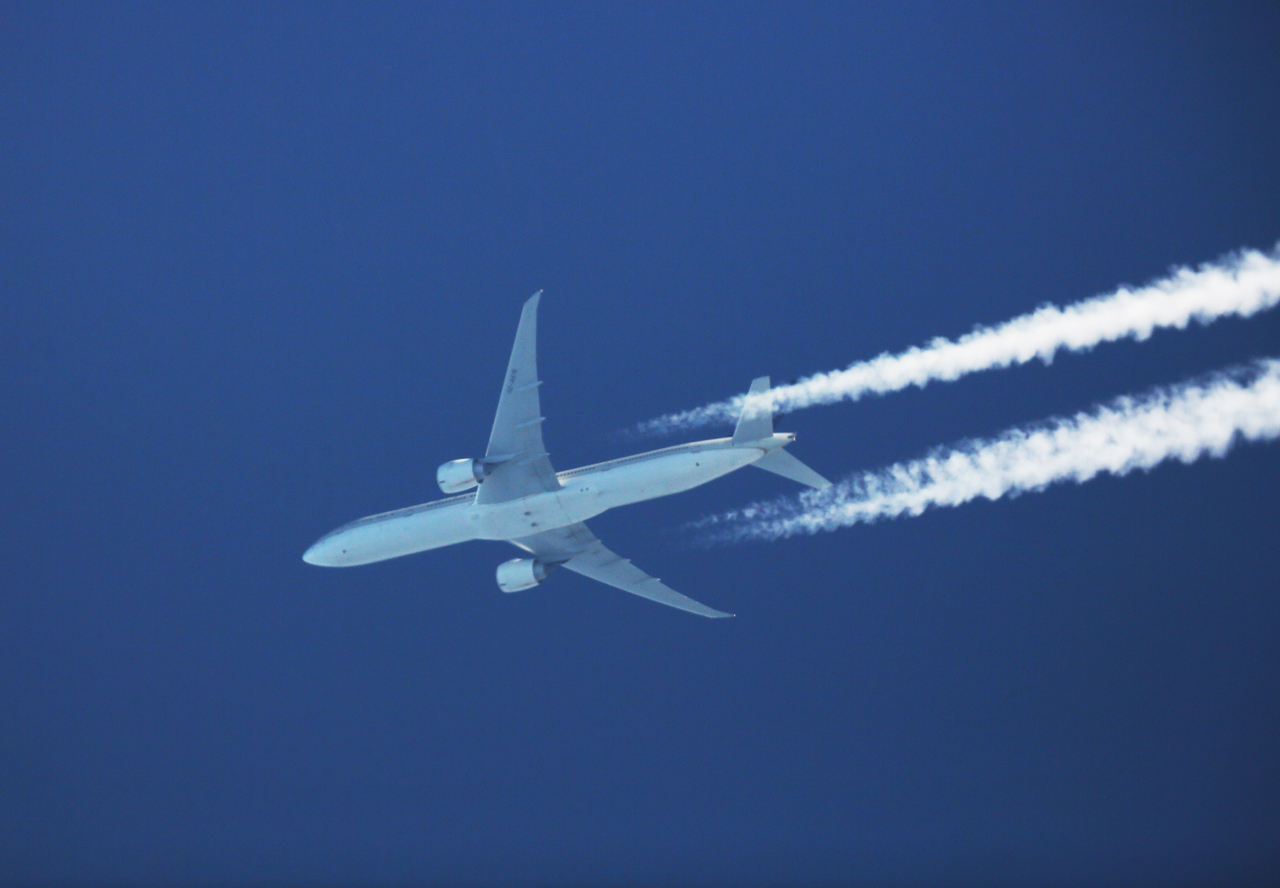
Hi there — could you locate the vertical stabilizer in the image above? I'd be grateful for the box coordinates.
[732,376,774,444]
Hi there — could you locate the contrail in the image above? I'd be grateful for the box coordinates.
[638,246,1280,436]
[695,359,1280,543]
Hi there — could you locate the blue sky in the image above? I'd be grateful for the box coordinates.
[3,3,1280,884]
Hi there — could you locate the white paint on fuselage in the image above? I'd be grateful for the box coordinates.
[303,435,788,567]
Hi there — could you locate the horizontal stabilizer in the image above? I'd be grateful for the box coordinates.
[753,448,832,489]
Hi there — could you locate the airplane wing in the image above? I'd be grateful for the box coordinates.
[511,523,734,619]
[475,291,562,504]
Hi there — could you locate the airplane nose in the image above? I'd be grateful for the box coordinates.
[302,541,329,565]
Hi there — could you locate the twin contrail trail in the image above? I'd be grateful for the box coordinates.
[694,359,1280,543]
[638,246,1280,437]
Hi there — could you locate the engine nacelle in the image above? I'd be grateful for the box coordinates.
[496,558,549,593]
[437,458,486,494]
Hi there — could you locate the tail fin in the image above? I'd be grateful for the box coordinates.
[732,376,774,444]
[732,376,833,489]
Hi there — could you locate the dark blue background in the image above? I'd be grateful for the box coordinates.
[4,3,1279,885]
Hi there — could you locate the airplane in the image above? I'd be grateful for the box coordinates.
[302,291,831,618]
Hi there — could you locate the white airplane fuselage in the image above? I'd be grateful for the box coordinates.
[303,434,791,567]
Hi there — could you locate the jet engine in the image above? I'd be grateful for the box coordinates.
[496,557,551,593]
[437,458,486,494]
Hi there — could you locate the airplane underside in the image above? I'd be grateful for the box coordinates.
[304,292,830,617]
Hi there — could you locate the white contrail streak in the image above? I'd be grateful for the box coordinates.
[639,246,1280,436]
[696,359,1280,542]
